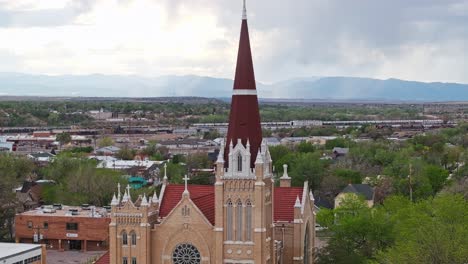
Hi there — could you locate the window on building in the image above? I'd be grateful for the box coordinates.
[226,200,233,241]
[236,200,243,241]
[131,232,137,245]
[66,223,78,231]
[172,243,201,264]
[131,257,137,264]
[246,200,252,241]
[43,222,48,229]
[237,153,242,172]
[27,221,32,229]
[122,231,128,245]
[122,257,128,264]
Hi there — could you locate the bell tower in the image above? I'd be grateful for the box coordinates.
[214,1,275,263]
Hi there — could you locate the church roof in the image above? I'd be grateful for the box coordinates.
[159,185,215,225]
[160,184,305,225]
[224,3,262,168]
[94,251,110,264]
[274,187,304,222]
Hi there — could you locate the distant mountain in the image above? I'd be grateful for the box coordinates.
[0,73,467,101]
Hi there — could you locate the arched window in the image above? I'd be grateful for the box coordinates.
[130,231,137,245]
[122,231,128,245]
[172,243,201,264]
[304,223,310,264]
[237,153,242,172]
[236,200,243,241]
[245,200,252,241]
[226,200,233,241]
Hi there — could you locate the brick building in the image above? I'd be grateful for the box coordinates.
[15,205,111,252]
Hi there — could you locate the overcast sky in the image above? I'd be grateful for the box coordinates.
[0,0,467,83]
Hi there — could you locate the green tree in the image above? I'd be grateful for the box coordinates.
[56,132,72,149]
[116,146,136,160]
[378,194,468,264]
[98,136,114,148]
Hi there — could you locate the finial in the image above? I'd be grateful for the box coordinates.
[163,163,168,180]
[294,195,301,208]
[281,164,290,179]
[117,183,121,201]
[255,149,263,164]
[126,184,131,200]
[152,192,159,203]
[242,0,247,20]
[141,193,149,207]
[111,193,118,206]
[183,175,190,196]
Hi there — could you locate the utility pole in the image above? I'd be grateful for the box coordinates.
[408,164,413,202]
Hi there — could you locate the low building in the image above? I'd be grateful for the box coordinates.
[332,147,349,159]
[335,184,375,208]
[95,146,121,156]
[0,136,13,152]
[27,152,55,163]
[0,242,46,264]
[15,205,111,252]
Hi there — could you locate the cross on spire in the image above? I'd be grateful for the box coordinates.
[242,0,247,20]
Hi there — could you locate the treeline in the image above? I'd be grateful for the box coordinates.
[0,100,424,127]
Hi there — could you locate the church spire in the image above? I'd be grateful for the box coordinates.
[224,0,262,168]
[242,0,247,20]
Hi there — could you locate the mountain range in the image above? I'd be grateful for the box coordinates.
[0,73,467,102]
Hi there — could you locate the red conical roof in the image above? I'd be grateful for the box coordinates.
[224,10,262,168]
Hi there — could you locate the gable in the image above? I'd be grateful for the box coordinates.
[159,185,215,225]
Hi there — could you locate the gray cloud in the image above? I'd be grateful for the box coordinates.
[1,0,468,83]
[0,0,94,27]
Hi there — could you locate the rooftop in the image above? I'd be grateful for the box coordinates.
[18,205,109,218]
[0,242,42,260]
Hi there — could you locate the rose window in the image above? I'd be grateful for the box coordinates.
[172,243,201,264]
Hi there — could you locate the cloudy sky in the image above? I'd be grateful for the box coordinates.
[0,0,467,83]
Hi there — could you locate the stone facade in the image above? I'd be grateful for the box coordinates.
[108,140,315,264]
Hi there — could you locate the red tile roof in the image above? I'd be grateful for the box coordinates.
[274,187,304,222]
[159,185,215,225]
[94,251,109,264]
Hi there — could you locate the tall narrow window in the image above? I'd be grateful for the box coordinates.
[226,200,233,241]
[122,257,128,264]
[131,231,137,245]
[122,231,128,245]
[131,257,137,264]
[237,153,242,171]
[236,200,243,241]
[246,200,252,241]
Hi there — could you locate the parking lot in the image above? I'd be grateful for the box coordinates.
[47,250,106,264]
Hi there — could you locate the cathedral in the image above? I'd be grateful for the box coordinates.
[103,2,315,263]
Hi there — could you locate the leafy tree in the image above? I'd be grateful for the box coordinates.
[317,195,395,264]
[56,132,72,149]
[116,146,136,160]
[378,194,468,263]
[290,152,328,190]
[334,169,362,184]
[296,141,315,153]
[98,136,114,148]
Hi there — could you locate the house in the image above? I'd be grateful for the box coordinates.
[27,152,55,163]
[95,146,121,156]
[0,136,13,152]
[264,137,281,146]
[332,147,349,159]
[335,184,375,208]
